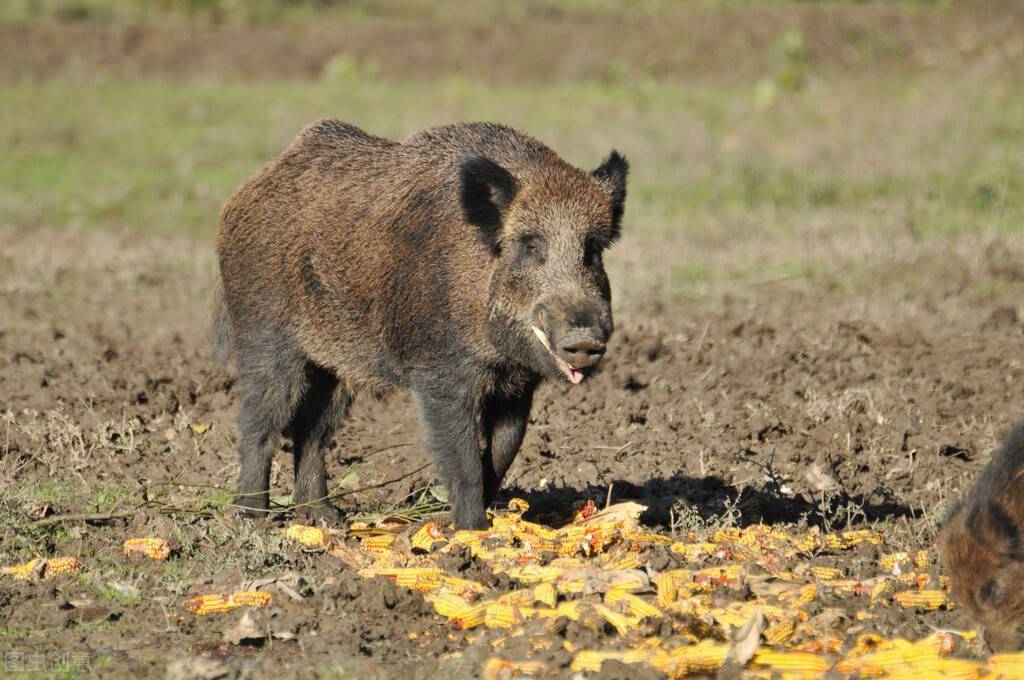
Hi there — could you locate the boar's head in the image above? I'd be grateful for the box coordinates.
[941,498,1024,651]
[460,151,628,384]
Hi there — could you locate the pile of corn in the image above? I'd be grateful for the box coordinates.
[284,499,1024,678]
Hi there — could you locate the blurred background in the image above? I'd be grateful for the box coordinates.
[2,0,1022,312]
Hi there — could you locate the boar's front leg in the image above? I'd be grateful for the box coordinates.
[415,388,488,530]
[482,386,536,508]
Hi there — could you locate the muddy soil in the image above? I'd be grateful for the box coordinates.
[2,225,1023,676]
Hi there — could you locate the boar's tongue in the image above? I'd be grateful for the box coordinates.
[532,325,586,385]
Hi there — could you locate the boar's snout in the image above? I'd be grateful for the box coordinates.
[532,301,611,385]
[981,624,1024,653]
[556,333,606,369]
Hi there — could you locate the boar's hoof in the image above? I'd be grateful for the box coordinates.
[235,494,271,518]
[296,502,342,524]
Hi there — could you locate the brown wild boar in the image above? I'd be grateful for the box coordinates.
[940,420,1024,650]
[214,120,628,528]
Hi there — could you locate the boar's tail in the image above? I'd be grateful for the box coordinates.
[211,282,232,364]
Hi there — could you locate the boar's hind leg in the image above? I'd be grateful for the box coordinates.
[482,387,536,508]
[289,363,350,522]
[416,389,488,530]
[234,340,307,517]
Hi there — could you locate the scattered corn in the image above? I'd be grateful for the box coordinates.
[892,589,948,611]
[183,590,270,615]
[3,556,79,580]
[123,537,171,560]
[411,522,446,552]
[285,524,330,549]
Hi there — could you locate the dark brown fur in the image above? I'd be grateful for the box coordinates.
[215,120,627,528]
[940,420,1024,650]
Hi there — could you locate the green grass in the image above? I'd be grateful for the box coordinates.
[2,71,1022,244]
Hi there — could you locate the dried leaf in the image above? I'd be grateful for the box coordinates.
[804,464,838,493]
[724,605,765,666]
[224,609,266,646]
[579,501,647,527]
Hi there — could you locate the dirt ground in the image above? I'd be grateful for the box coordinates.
[2,1,1024,678]
[2,223,1022,677]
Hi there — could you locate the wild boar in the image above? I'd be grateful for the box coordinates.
[214,120,627,528]
[940,420,1024,650]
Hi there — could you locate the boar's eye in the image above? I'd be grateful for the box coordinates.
[519,234,546,263]
[584,238,604,265]
[980,579,1002,605]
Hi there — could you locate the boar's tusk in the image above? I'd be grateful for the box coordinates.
[531,326,552,351]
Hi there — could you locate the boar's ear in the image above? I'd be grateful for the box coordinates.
[591,150,629,237]
[969,501,1024,560]
[459,155,518,255]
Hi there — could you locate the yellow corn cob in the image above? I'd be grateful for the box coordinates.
[892,589,947,611]
[838,529,881,546]
[987,652,1024,677]
[845,633,886,657]
[913,549,930,569]
[571,649,668,674]
[751,650,832,674]
[449,529,489,547]
[123,537,171,560]
[45,556,80,578]
[794,638,844,655]
[360,534,397,552]
[763,617,798,645]
[655,572,677,607]
[600,550,644,570]
[410,522,446,552]
[665,640,730,674]
[779,583,818,607]
[396,570,443,591]
[517,520,559,540]
[810,566,843,580]
[505,564,564,585]
[497,589,536,606]
[669,542,717,561]
[556,599,582,621]
[484,603,519,628]
[881,658,982,680]
[4,556,80,580]
[183,590,271,615]
[507,498,530,515]
[835,633,955,675]
[284,524,329,549]
[593,603,643,635]
[534,582,557,607]
[426,592,486,628]
[519,536,560,553]
[693,564,743,589]
[879,552,910,571]
[570,650,630,673]
[604,589,662,619]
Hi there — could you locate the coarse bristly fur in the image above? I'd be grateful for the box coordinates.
[215,120,628,528]
[940,419,1024,650]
